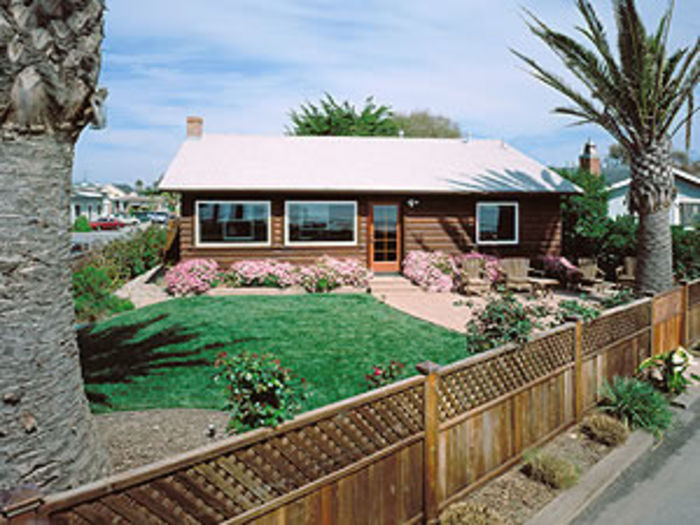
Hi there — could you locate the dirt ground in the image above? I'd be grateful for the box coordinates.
[95,409,231,473]
[461,427,613,525]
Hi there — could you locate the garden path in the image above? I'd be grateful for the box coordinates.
[115,265,170,309]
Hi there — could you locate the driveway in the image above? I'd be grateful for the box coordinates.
[573,398,700,525]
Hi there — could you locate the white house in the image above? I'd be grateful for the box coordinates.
[607,164,700,227]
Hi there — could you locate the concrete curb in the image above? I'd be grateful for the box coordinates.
[527,384,700,525]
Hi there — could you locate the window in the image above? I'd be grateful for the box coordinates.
[286,201,357,245]
[196,201,270,246]
[680,202,700,227]
[476,202,519,245]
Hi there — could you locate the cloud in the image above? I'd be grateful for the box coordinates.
[74,0,699,184]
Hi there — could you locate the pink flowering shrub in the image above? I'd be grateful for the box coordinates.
[537,255,582,286]
[165,258,220,296]
[454,252,503,284]
[402,251,456,292]
[365,360,406,390]
[227,260,297,288]
[317,256,373,288]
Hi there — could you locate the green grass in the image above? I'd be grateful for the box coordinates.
[79,294,467,414]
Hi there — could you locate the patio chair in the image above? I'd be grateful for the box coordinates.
[501,257,535,292]
[616,257,636,288]
[456,257,490,295]
[577,258,606,293]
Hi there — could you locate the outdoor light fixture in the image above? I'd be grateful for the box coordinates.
[406,198,420,209]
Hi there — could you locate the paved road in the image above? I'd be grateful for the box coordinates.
[573,400,700,525]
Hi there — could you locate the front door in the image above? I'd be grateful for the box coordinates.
[370,203,402,273]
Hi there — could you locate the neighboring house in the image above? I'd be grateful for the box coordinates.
[606,163,700,227]
[70,185,110,223]
[70,182,167,224]
[159,117,581,272]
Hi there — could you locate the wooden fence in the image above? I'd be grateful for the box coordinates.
[2,280,698,525]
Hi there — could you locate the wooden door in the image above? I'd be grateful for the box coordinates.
[369,202,402,273]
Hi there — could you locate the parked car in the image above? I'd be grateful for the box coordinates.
[116,214,140,226]
[148,211,170,224]
[90,217,126,230]
[132,211,152,223]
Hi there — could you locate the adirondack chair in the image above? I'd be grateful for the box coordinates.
[456,257,490,295]
[616,257,636,288]
[577,258,606,292]
[501,257,534,292]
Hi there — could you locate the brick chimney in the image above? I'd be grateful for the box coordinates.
[186,116,203,139]
[579,139,601,175]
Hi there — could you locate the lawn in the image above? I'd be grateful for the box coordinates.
[78,294,467,414]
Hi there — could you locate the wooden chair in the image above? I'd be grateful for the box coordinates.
[577,258,606,293]
[456,258,490,295]
[501,257,534,292]
[616,257,636,288]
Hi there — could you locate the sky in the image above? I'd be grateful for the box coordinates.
[74,0,699,185]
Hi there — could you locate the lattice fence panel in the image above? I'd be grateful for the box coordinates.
[689,280,700,307]
[48,383,424,524]
[438,327,575,421]
[582,301,651,357]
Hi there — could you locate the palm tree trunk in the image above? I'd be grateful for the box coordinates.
[629,138,676,295]
[0,135,110,493]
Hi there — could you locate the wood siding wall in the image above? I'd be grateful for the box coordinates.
[180,192,563,268]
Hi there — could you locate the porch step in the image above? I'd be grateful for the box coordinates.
[369,276,423,295]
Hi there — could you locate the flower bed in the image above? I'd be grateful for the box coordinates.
[165,257,372,297]
[403,250,503,292]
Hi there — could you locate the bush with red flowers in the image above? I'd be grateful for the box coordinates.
[213,351,309,432]
[365,360,406,389]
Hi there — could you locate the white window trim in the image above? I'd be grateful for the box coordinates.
[195,200,272,248]
[476,201,519,246]
[285,200,358,247]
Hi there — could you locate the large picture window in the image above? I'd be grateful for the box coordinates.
[196,201,270,246]
[476,202,519,245]
[286,201,357,245]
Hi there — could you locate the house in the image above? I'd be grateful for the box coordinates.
[70,182,168,224]
[576,140,700,228]
[70,184,111,223]
[159,117,580,272]
[607,164,700,227]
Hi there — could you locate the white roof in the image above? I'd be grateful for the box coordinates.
[609,167,700,191]
[160,135,580,194]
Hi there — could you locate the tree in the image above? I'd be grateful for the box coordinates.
[0,1,110,492]
[287,93,399,136]
[514,0,699,294]
[393,110,461,138]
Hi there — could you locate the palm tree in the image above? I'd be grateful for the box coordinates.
[0,1,110,492]
[514,0,698,294]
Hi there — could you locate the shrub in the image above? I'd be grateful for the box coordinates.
[73,265,134,323]
[599,288,636,309]
[165,258,220,296]
[582,413,629,447]
[317,256,372,288]
[72,215,92,232]
[672,226,700,281]
[402,251,455,292]
[536,255,582,286]
[227,260,298,288]
[465,292,536,353]
[297,264,341,293]
[522,450,579,489]
[599,377,673,438]
[365,360,406,389]
[636,347,699,395]
[555,299,600,323]
[439,502,504,525]
[213,351,309,432]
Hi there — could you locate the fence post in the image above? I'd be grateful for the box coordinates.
[574,321,584,422]
[681,283,689,348]
[417,361,441,525]
[0,487,45,524]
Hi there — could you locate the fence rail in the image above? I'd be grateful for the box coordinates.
[2,280,699,525]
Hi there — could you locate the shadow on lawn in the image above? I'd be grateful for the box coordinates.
[77,314,254,409]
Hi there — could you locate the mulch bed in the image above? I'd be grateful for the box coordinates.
[461,427,612,524]
[95,409,231,473]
